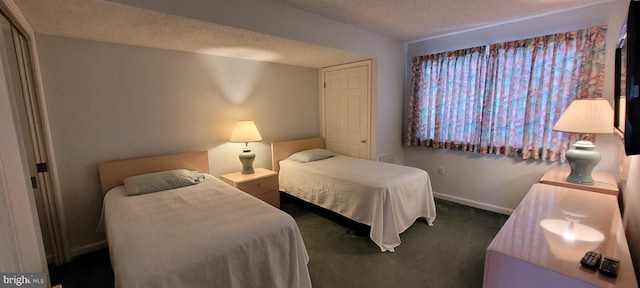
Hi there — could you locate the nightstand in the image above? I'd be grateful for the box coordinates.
[220,168,280,208]
[539,166,619,197]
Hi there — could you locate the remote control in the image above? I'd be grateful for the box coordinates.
[580,251,601,270]
[599,257,620,278]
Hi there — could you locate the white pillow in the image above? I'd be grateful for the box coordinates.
[287,148,335,163]
[123,169,204,196]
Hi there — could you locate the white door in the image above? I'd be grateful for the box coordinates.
[323,62,371,159]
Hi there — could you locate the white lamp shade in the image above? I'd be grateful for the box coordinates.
[229,120,263,143]
[552,98,614,134]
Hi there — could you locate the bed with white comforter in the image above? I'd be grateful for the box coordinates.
[104,174,311,288]
[278,154,436,252]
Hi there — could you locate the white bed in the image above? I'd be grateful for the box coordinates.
[271,138,436,252]
[98,151,312,288]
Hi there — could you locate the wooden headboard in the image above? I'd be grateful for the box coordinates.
[97,151,209,194]
[271,137,325,172]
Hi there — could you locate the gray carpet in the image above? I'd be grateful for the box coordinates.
[281,195,509,288]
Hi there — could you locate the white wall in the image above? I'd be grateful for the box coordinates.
[108,0,407,163]
[622,155,640,279]
[403,0,628,213]
[35,35,321,255]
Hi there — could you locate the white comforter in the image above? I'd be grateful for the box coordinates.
[279,155,436,252]
[104,174,311,288]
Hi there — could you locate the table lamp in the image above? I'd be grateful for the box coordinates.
[552,98,613,185]
[229,120,263,174]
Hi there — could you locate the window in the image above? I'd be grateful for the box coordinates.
[406,26,608,161]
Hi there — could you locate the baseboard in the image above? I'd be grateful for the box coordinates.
[433,192,514,215]
[70,240,108,258]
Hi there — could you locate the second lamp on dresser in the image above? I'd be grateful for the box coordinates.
[540,166,619,197]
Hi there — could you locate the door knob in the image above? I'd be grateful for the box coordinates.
[360,139,367,143]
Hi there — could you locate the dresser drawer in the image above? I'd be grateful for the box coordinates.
[219,168,280,208]
[257,190,280,208]
[236,175,278,197]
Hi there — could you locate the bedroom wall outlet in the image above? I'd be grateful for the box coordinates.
[438,165,445,175]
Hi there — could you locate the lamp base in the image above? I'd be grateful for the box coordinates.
[565,140,601,185]
[239,147,255,174]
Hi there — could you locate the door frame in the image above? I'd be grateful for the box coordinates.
[320,60,375,160]
[0,1,70,264]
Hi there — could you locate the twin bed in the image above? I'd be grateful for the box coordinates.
[271,137,437,252]
[99,137,436,287]
[98,151,311,288]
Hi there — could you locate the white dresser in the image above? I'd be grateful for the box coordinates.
[484,183,637,287]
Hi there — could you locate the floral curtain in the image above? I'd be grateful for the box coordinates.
[408,46,488,151]
[406,26,608,161]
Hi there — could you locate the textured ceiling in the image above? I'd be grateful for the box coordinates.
[14,0,368,68]
[271,0,614,42]
[15,0,613,68]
